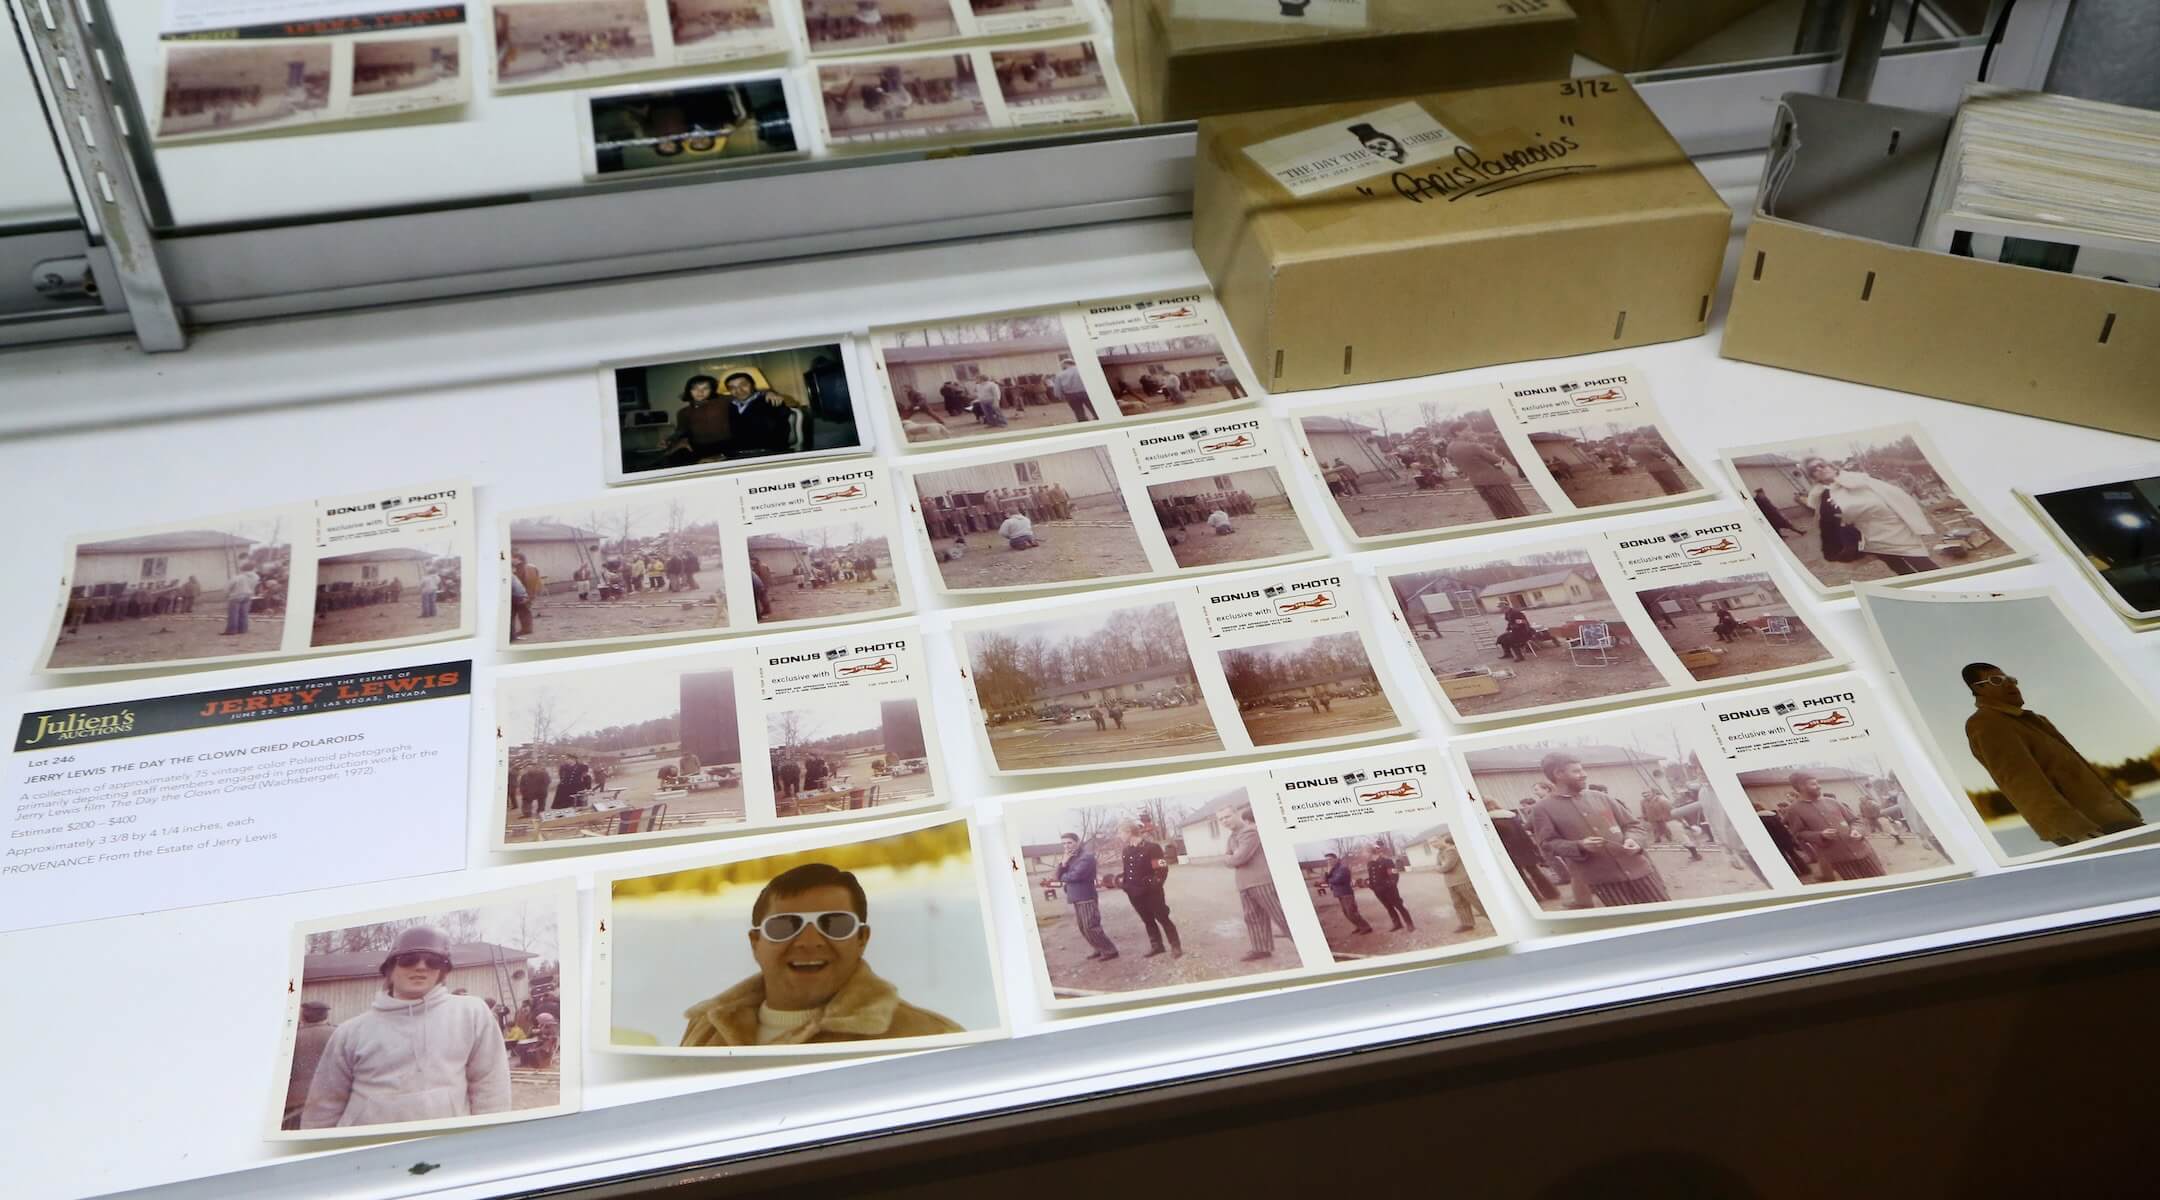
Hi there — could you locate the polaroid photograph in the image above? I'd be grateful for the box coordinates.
[157,40,335,142]
[602,337,867,486]
[999,745,1512,1010]
[500,463,913,652]
[666,0,791,67]
[1720,423,2031,598]
[41,482,475,674]
[2018,466,2160,628]
[1855,584,2160,865]
[270,880,580,1140]
[493,0,791,92]
[1457,679,1972,923]
[348,29,467,112]
[579,71,805,179]
[953,563,1411,777]
[595,811,1008,1054]
[151,8,468,143]
[1292,367,1710,548]
[492,628,946,852]
[812,38,1132,151]
[1379,509,1848,726]
[870,289,1260,453]
[902,412,1321,597]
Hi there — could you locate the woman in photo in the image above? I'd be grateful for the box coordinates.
[1803,455,1939,576]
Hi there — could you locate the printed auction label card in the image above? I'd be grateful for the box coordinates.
[3,659,471,932]
[898,410,1324,598]
[998,743,1513,1011]
[1243,100,1466,199]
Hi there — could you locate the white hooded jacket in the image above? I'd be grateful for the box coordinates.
[300,984,510,1129]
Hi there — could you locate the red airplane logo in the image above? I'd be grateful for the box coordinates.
[1359,782,1418,801]
[1572,387,1623,403]
[838,657,895,675]
[391,504,444,523]
[813,484,866,502]
[1202,435,1253,452]
[1278,593,1333,612]
[1792,711,1851,731]
[1147,306,1196,321]
[1685,538,1738,556]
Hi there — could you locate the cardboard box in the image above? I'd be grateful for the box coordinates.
[1440,672,1501,700]
[1720,94,2160,440]
[1122,0,1577,125]
[1570,0,1776,72]
[1192,77,1731,394]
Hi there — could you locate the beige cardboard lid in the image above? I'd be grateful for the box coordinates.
[1147,0,1574,54]
[1199,77,1725,261]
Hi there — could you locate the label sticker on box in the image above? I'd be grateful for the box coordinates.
[1242,101,1465,199]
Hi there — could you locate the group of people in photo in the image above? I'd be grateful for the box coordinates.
[1153,488,1253,542]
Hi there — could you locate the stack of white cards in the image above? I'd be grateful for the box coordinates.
[1919,86,2160,287]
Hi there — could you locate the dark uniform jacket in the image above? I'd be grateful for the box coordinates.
[1782,795,1873,864]
[1966,705,2144,843]
[1120,841,1169,895]
[1529,787,1656,886]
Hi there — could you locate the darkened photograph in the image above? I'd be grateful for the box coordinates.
[614,343,859,479]
[589,76,797,176]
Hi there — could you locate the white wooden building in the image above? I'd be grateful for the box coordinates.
[509,519,599,594]
[1477,568,1598,612]
[1174,789,1250,861]
[300,940,536,1025]
[1697,583,1777,611]
[747,533,813,579]
[317,546,436,590]
[73,530,255,592]
[1737,765,1876,816]
[1095,339,1231,396]
[915,446,1121,505]
[1299,415,1395,485]
[1732,452,1810,514]
[1528,430,1598,470]
[1034,662,1197,707]
[880,328,1071,399]
[1149,469,1286,504]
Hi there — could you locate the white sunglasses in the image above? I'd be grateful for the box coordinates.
[751,911,867,942]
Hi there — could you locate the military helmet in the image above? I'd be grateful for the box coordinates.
[379,924,455,974]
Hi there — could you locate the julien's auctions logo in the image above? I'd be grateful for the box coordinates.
[1683,536,1740,557]
[1788,707,1853,735]
[834,654,897,677]
[1568,385,1626,406]
[1201,433,1254,453]
[811,483,866,503]
[1357,779,1422,803]
[1277,592,1336,614]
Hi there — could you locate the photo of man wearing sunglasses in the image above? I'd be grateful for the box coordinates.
[298,925,511,1129]
[680,861,963,1046]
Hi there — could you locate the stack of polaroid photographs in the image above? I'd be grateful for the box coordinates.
[1718,423,2032,598]
[811,35,1133,150]
[154,2,472,144]
[1451,678,1973,923]
[1290,367,1713,549]
[2017,466,2160,632]
[998,745,1515,1010]
[1856,584,2160,866]
[1377,508,1848,726]
[1919,87,2160,288]
[39,482,476,674]
[490,627,950,852]
[491,0,797,94]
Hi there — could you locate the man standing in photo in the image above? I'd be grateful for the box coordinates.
[680,862,963,1046]
[1483,796,1559,903]
[1054,355,1095,422]
[1963,663,2146,846]
[300,927,510,1129]
[1322,851,1374,935]
[419,564,441,621]
[1363,840,1414,933]
[1446,435,1531,521]
[223,559,261,636]
[1435,833,1484,933]
[1054,832,1119,962]
[1117,820,1180,958]
[1629,436,1689,495]
[1225,806,1291,960]
[281,1000,336,1130]
[1780,770,1885,880]
[1528,751,1670,907]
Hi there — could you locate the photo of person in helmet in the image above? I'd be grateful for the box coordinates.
[298,924,512,1130]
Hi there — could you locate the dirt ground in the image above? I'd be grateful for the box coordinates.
[931,517,1151,591]
[509,1070,559,1111]
[1414,605,1667,716]
[47,609,285,667]
[1034,861,1291,996]
[1332,481,1547,539]
[501,754,746,845]
[1233,691,1399,747]
[1766,506,2018,590]
[1111,381,1245,414]
[1553,464,1702,508]
[759,568,900,625]
[986,702,1222,771]
[1788,830,1953,885]
[1160,499,1312,569]
[772,747,935,818]
[1648,607,1833,681]
[1299,869,1497,961]
[512,584,726,645]
[1528,842,1771,913]
[311,597,463,647]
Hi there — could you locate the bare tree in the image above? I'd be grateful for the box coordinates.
[770,709,808,754]
[526,687,561,752]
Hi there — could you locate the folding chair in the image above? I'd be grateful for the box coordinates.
[1762,615,1795,645]
[1567,621,1619,666]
